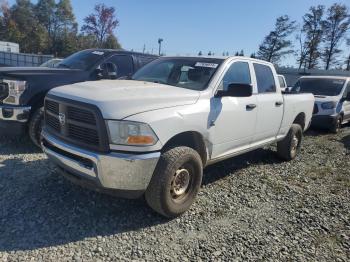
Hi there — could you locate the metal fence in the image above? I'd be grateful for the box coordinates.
[0,51,53,67]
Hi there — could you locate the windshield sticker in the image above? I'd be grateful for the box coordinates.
[92,51,104,56]
[195,62,219,68]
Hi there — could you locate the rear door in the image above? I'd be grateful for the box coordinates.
[253,63,284,144]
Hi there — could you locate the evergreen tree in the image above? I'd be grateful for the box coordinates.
[322,3,350,70]
[257,15,296,64]
[302,5,325,69]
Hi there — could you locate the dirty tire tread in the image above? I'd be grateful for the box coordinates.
[145,146,203,218]
[277,123,302,161]
[28,107,44,148]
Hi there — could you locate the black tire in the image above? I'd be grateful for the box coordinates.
[330,115,342,134]
[145,146,203,218]
[277,124,303,161]
[28,107,44,148]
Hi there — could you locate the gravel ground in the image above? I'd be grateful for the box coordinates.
[0,127,349,262]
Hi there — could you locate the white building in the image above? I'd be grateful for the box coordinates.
[0,41,19,53]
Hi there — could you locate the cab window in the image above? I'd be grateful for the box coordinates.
[220,62,251,91]
[105,55,134,77]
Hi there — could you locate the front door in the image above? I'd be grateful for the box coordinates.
[342,81,350,121]
[210,61,258,159]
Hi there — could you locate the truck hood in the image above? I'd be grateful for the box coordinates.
[314,95,340,103]
[0,67,83,79]
[49,80,200,119]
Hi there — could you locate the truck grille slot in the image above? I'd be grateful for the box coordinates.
[44,96,109,152]
[67,106,96,125]
[68,124,99,144]
[46,113,61,132]
[313,104,319,114]
[46,100,59,114]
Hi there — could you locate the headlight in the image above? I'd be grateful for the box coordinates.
[107,120,158,146]
[321,101,337,110]
[2,80,27,105]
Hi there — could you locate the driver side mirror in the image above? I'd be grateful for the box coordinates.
[344,92,350,101]
[216,83,253,98]
[96,62,118,80]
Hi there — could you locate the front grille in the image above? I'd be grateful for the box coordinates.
[44,95,109,152]
[0,82,9,101]
[313,104,319,114]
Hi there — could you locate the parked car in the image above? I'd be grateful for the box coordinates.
[40,58,63,68]
[0,49,158,147]
[292,76,350,133]
[42,56,314,218]
[278,74,288,92]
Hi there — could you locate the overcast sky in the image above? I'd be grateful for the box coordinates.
[7,0,350,67]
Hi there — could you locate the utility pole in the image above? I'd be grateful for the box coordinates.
[347,54,350,71]
[142,44,146,54]
[158,38,163,56]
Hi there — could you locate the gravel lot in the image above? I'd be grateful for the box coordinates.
[0,127,349,261]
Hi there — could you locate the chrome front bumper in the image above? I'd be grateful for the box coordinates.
[41,130,160,192]
[0,105,31,122]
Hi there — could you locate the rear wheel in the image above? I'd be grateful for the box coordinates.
[145,146,203,218]
[277,124,303,161]
[28,107,44,148]
[330,115,342,134]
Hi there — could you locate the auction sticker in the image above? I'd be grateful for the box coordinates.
[92,51,105,55]
[195,62,219,68]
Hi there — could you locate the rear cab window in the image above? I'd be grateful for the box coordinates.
[253,63,276,93]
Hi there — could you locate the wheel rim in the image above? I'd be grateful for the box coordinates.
[170,167,191,201]
[291,134,299,156]
[336,118,341,131]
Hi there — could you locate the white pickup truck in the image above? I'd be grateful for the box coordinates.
[42,56,314,217]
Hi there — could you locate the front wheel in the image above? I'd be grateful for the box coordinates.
[330,115,342,134]
[145,146,203,218]
[28,107,44,148]
[277,124,303,161]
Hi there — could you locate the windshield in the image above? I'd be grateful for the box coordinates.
[132,58,223,91]
[293,78,346,96]
[57,50,107,70]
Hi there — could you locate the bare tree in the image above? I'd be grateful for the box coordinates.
[322,3,350,70]
[81,4,119,47]
[257,16,296,64]
[295,29,308,69]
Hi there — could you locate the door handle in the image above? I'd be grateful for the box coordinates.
[275,101,284,106]
[246,104,257,110]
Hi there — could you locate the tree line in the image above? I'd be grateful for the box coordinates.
[257,3,350,70]
[0,0,121,57]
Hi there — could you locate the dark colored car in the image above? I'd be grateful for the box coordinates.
[0,49,158,147]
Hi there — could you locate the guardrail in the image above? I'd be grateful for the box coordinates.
[0,51,53,67]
